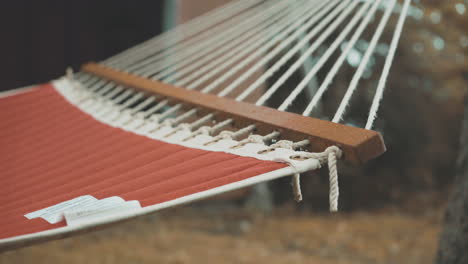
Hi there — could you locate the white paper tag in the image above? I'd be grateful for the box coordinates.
[24,195,97,224]
[24,195,141,225]
[64,200,141,227]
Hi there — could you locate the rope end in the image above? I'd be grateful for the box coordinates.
[292,173,302,202]
[66,67,74,80]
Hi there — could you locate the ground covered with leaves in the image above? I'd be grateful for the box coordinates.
[0,202,442,264]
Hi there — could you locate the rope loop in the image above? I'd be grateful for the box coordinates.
[197,126,212,135]
[257,139,293,154]
[162,118,176,127]
[230,134,265,149]
[181,126,211,142]
[218,130,235,140]
[177,123,191,131]
[289,145,342,212]
[270,140,294,149]
[203,130,234,146]
[246,134,264,144]
[66,67,74,80]
[148,114,161,123]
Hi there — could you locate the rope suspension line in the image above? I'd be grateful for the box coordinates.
[302,0,384,117]
[332,0,396,123]
[124,0,286,74]
[365,0,411,129]
[146,0,300,82]
[74,0,410,211]
[105,0,265,68]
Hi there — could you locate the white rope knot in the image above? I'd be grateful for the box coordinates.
[290,146,342,212]
[270,140,294,150]
[176,123,191,131]
[148,114,161,123]
[246,134,264,144]
[134,111,146,120]
[162,118,175,127]
[181,126,211,142]
[197,126,212,135]
[325,146,342,212]
[230,134,265,149]
[66,67,74,80]
[292,173,302,202]
[217,130,235,140]
[203,130,235,146]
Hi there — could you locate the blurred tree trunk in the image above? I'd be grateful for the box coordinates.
[437,96,468,264]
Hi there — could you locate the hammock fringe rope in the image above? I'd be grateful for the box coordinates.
[65,74,343,211]
[73,0,410,211]
[0,0,411,250]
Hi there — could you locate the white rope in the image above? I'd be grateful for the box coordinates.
[172,24,278,88]
[121,0,274,72]
[187,0,330,92]
[218,0,347,98]
[173,109,198,124]
[240,0,355,103]
[101,85,123,100]
[119,92,144,109]
[204,124,256,146]
[141,99,169,118]
[208,119,233,135]
[126,0,286,75]
[302,0,384,117]
[152,2,299,83]
[74,72,92,83]
[86,0,337,132]
[163,1,313,86]
[187,113,214,130]
[112,89,133,103]
[117,0,267,69]
[81,78,106,93]
[332,0,396,123]
[165,113,213,138]
[95,89,134,117]
[133,0,287,77]
[365,0,411,129]
[205,0,340,96]
[89,80,110,93]
[276,1,369,111]
[292,173,302,202]
[142,1,292,80]
[271,140,294,150]
[131,1,286,78]
[130,96,156,114]
[231,131,280,149]
[104,0,246,66]
[96,92,136,118]
[159,109,200,136]
[290,146,342,211]
[105,0,264,68]
[146,104,183,132]
[327,148,340,212]
[253,0,361,107]
[69,0,409,212]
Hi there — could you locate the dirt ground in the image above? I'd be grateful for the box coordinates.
[0,201,442,264]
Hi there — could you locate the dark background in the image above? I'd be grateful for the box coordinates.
[0,1,165,90]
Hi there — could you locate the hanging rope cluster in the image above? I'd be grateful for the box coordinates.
[81,0,410,130]
[74,0,410,210]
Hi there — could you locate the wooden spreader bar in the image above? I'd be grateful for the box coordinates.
[82,63,386,164]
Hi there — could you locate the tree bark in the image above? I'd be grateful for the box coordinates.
[437,95,468,264]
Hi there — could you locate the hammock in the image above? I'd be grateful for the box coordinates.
[0,0,411,250]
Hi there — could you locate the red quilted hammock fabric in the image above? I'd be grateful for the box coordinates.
[0,84,287,240]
